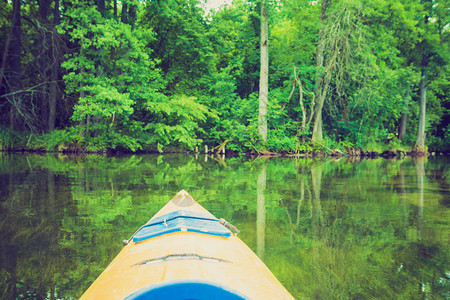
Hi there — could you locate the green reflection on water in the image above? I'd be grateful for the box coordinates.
[0,153,449,299]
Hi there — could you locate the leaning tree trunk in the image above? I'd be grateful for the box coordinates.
[258,2,269,143]
[312,0,329,142]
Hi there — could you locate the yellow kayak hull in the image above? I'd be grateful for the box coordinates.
[80,190,294,299]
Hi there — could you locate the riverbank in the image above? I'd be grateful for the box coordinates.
[2,145,448,158]
[1,128,447,157]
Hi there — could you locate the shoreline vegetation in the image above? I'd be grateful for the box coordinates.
[1,135,446,158]
[0,125,447,159]
[3,147,447,158]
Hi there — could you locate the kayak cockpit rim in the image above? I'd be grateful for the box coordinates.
[124,279,248,300]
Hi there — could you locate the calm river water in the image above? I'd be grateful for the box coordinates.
[0,153,448,299]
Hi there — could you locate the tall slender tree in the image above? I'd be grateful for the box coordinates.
[415,54,428,153]
[312,0,329,142]
[258,1,269,142]
[48,0,61,131]
[412,0,447,154]
[414,7,430,154]
[8,0,22,130]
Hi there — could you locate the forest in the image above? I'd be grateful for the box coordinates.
[0,0,448,154]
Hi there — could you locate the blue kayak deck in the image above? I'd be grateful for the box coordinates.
[125,279,247,300]
[132,210,231,243]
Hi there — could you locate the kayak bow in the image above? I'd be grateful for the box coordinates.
[80,190,294,300]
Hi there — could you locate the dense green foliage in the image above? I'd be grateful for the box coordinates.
[0,0,448,152]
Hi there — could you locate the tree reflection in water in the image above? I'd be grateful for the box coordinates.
[257,164,266,260]
[0,154,448,299]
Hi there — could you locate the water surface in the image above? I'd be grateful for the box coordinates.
[0,153,448,299]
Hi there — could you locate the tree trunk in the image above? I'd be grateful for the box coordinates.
[129,4,137,29]
[258,2,269,143]
[8,0,22,130]
[415,67,427,152]
[0,28,11,90]
[39,0,51,131]
[48,0,60,131]
[79,86,86,138]
[121,2,128,24]
[398,113,407,141]
[398,89,410,141]
[414,12,429,154]
[38,0,50,23]
[97,0,105,13]
[48,70,57,131]
[312,109,323,142]
[312,66,332,142]
[312,0,329,142]
[10,0,22,87]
